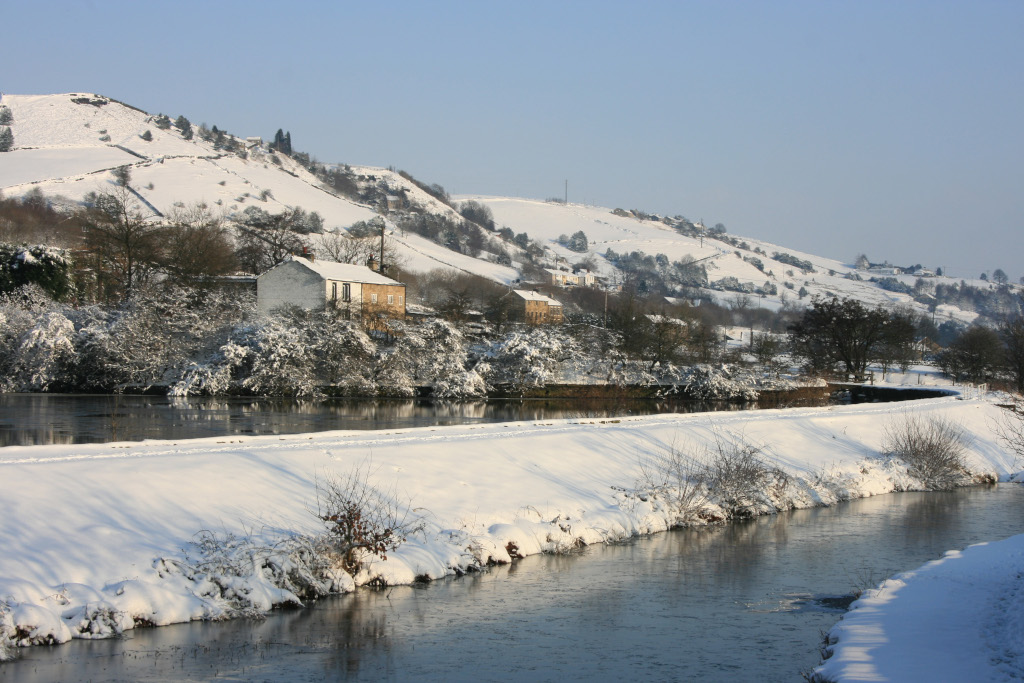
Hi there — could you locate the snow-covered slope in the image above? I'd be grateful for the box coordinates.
[0,94,505,281]
[0,93,1013,320]
[459,194,995,323]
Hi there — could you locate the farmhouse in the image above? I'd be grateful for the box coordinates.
[257,256,406,319]
[512,289,564,325]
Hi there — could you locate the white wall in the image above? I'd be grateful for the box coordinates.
[256,261,325,315]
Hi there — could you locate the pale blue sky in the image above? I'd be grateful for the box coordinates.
[5,0,1023,279]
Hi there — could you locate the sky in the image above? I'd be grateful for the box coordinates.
[4,0,1023,280]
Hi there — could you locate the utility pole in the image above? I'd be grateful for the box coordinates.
[379,219,385,275]
[604,287,608,328]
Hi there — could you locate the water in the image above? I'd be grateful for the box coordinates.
[5,486,1023,682]
[0,394,768,447]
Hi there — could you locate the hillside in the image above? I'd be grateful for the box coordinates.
[0,92,1017,325]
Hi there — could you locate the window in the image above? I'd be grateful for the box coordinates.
[399,296,404,305]
[331,283,338,301]
[342,283,351,302]
[387,294,394,304]
[371,293,378,304]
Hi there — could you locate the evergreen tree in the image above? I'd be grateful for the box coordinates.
[271,129,293,155]
[0,105,12,125]
[0,126,12,152]
[174,115,193,140]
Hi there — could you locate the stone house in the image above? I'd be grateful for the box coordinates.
[257,256,406,319]
[512,289,564,325]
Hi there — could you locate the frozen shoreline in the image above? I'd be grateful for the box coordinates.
[0,395,1020,665]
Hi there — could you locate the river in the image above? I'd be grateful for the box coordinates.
[4,485,1022,682]
[0,393,775,447]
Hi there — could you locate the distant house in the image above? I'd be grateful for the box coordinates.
[545,268,596,287]
[512,290,564,325]
[257,256,406,319]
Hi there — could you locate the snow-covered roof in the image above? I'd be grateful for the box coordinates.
[282,256,404,286]
[513,289,562,306]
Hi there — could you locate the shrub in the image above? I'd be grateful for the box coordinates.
[314,464,421,575]
[994,400,1024,470]
[636,438,710,526]
[882,413,970,490]
[702,433,784,518]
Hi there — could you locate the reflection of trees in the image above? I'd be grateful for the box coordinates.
[897,491,971,551]
[1,394,818,446]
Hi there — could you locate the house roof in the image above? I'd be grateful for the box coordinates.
[513,289,562,306]
[277,256,404,286]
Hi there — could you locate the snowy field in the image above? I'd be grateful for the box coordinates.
[1,392,1022,677]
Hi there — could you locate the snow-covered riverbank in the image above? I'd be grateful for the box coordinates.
[814,532,1024,682]
[0,395,1020,663]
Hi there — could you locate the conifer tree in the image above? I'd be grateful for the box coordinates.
[0,126,13,152]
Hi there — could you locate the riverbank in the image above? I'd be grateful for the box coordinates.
[814,532,1024,682]
[0,394,1020,661]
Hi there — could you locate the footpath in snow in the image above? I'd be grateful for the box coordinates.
[0,395,1020,667]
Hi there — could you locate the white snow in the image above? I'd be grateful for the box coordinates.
[816,533,1024,682]
[0,393,1021,668]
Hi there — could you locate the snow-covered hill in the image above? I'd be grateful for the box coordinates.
[459,195,994,324]
[0,92,1014,322]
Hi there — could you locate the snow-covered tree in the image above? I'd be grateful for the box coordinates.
[566,230,589,253]
[0,243,75,301]
[391,319,485,398]
[478,327,582,392]
[0,126,13,153]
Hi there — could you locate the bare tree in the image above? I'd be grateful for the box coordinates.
[1001,316,1024,393]
[82,186,163,302]
[317,229,404,272]
[161,203,237,281]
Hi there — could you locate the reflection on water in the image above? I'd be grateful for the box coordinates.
[6,486,1024,682]
[0,394,766,447]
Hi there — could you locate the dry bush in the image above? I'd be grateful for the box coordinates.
[314,464,421,575]
[637,437,710,526]
[882,413,970,490]
[994,399,1024,470]
[637,431,787,524]
[702,432,787,518]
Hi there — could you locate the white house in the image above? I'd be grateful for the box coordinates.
[257,256,406,319]
[545,268,597,287]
